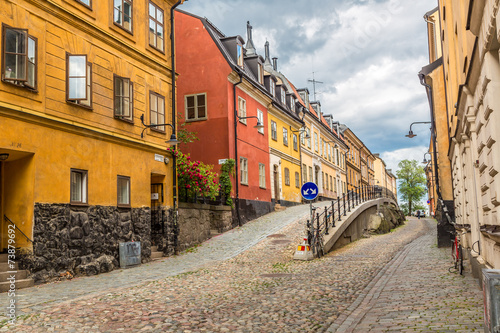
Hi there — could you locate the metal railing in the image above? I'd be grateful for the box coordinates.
[4,215,33,243]
[306,185,395,258]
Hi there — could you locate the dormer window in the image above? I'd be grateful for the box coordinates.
[270,80,275,97]
[237,44,243,67]
[258,63,264,84]
[281,87,286,105]
[290,98,295,112]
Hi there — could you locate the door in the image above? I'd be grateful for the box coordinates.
[151,183,164,235]
[273,165,280,202]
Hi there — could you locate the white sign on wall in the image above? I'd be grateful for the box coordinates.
[155,154,164,162]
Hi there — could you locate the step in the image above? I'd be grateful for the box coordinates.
[0,253,8,262]
[0,270,28,280]
[0,263,17,271]
[0,278,34,293]
[210,229,221,237]
[151,251,163,260]
[274,204,286,212]
[151,246,158,252]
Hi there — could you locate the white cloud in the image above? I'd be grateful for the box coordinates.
[381,146,429,173]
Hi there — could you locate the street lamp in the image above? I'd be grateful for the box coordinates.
[237,115,264,130]
[405,121,431,138]
[422,152,432,164]
[140,114,179,145]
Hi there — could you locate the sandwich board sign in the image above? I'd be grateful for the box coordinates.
[301,182,319,201]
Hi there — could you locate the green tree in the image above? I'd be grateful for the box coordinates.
[396,159,426,216]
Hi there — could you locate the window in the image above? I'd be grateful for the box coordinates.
[300,131,305,145]
[150,92,165,132]
[238,97,246,124]
[293,134,298,151]
[281,87,286,105]
[271,120,277,141]
[283,127,288,146]
[114,0,133,32]
[117,175,130,207]
[258,63,264,84]
[330,176,333,192]
[270,80,275,96]
[237,44,243,67]
[295,172,300,188]
[185,93,207,121]
[114,76,133,121]
[76,0,92,9]
[308,166,313,182]
[290,98,295,113]
[2,26,37,90]
[325,173,329,190]
[66,53,92,107]
[257,109,264,134]
[314,133,318,152]
[284,168,290,186]
[148,2,164,51]
[70,169,88,204]
[240,157,248,185]
[302,164,307,184]
[322,172,325,188]
[307,128,311,148]
[328,144,331,161]
[259,163,265,188]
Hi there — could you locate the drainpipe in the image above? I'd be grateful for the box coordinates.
[233,70,244,226]
[170,0,185,233]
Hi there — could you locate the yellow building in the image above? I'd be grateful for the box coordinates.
[340,126,363,192]
[1,0,182,282]
[262,43,304,206]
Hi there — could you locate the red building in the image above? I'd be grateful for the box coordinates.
[175,11,274,224]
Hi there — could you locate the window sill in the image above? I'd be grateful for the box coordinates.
[2,79,38,93]
[70,202,89,207]
[185,118,208,123]
[117,204,131,209]
[240,183,248,186]
[114,115,134,124]
[67,101,93,110]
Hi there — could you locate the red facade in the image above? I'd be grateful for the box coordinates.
[175,11,272,209]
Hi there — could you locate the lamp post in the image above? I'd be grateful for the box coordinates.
[291,126,309,192]
[405,121,431,138]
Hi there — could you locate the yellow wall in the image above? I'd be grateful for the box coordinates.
[268,109,302,203]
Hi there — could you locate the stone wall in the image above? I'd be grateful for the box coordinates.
[178,203,232,251]
[21,203,154,283]
[151,207,178,256]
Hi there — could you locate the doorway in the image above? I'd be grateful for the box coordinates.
[273,165,280,202]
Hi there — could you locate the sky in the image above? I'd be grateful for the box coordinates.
[179,0,438,174]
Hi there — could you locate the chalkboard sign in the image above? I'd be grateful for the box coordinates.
[119,242,141,268]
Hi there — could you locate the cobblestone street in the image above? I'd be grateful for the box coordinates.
[1,205,484,332]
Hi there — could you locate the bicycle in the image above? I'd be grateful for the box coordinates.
[306,219,324,258]
[449,230,464,275]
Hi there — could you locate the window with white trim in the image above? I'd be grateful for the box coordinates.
[295,172,300,188]
[302,164,307,185]
[284,168,290,186]
[186,93,207,121]
[283,127,288,146]
[150,91,165,132]
[259,163,265,188]
[307,128,311,148]
[257,109,264,134]
[240,157,248,185]
[293,134,298,151]
[308,166,313,182]
[271,120,277,141]
[314,133,318,152]
[238,97,246,124]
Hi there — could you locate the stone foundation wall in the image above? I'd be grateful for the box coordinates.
[151,207,178,256]
[178,203,232,251]
[21,203,156,283]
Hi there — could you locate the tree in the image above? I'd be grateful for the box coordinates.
[396,159,426,216]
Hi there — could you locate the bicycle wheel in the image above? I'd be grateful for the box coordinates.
[458,244,464,275]
[451,239,458,268]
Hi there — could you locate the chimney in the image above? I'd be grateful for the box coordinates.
[272,57,278,71]
[245,21,256,56]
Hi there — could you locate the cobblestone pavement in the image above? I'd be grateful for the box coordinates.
[2,210,484,332]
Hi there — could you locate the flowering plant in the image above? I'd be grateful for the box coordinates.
[167,148,219,200]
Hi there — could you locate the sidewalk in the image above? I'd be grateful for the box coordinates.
[1,202,318,318]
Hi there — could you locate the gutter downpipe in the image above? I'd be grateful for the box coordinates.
[233,70,244,226]
[171,0,184,238]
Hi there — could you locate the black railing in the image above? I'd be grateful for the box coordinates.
[4,215,33,243]
[178,188,229,206]
[306,185,396,258]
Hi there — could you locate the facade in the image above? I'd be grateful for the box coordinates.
[340,126,363,192]
[421,0,500,273]
[1,0,181,281]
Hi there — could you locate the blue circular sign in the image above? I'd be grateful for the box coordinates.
[301,182,319,201]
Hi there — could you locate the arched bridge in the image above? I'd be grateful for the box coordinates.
[303,186,400,258]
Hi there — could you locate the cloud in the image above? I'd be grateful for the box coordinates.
[380,146,429,173]
[179,0,438,168]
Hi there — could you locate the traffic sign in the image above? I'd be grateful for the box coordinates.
[301,182,319,201]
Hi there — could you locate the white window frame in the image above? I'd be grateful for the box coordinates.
[271,120,277,141]
[259,163,266,188]
[66,53,92,107]
[283,127,288,146]
[117,175,131,207]
[257,109,264,134]
[293,134,298,151]
[238,97,246,124]
[240,157,248,185]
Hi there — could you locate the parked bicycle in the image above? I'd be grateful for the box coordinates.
[449,230,464,275]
